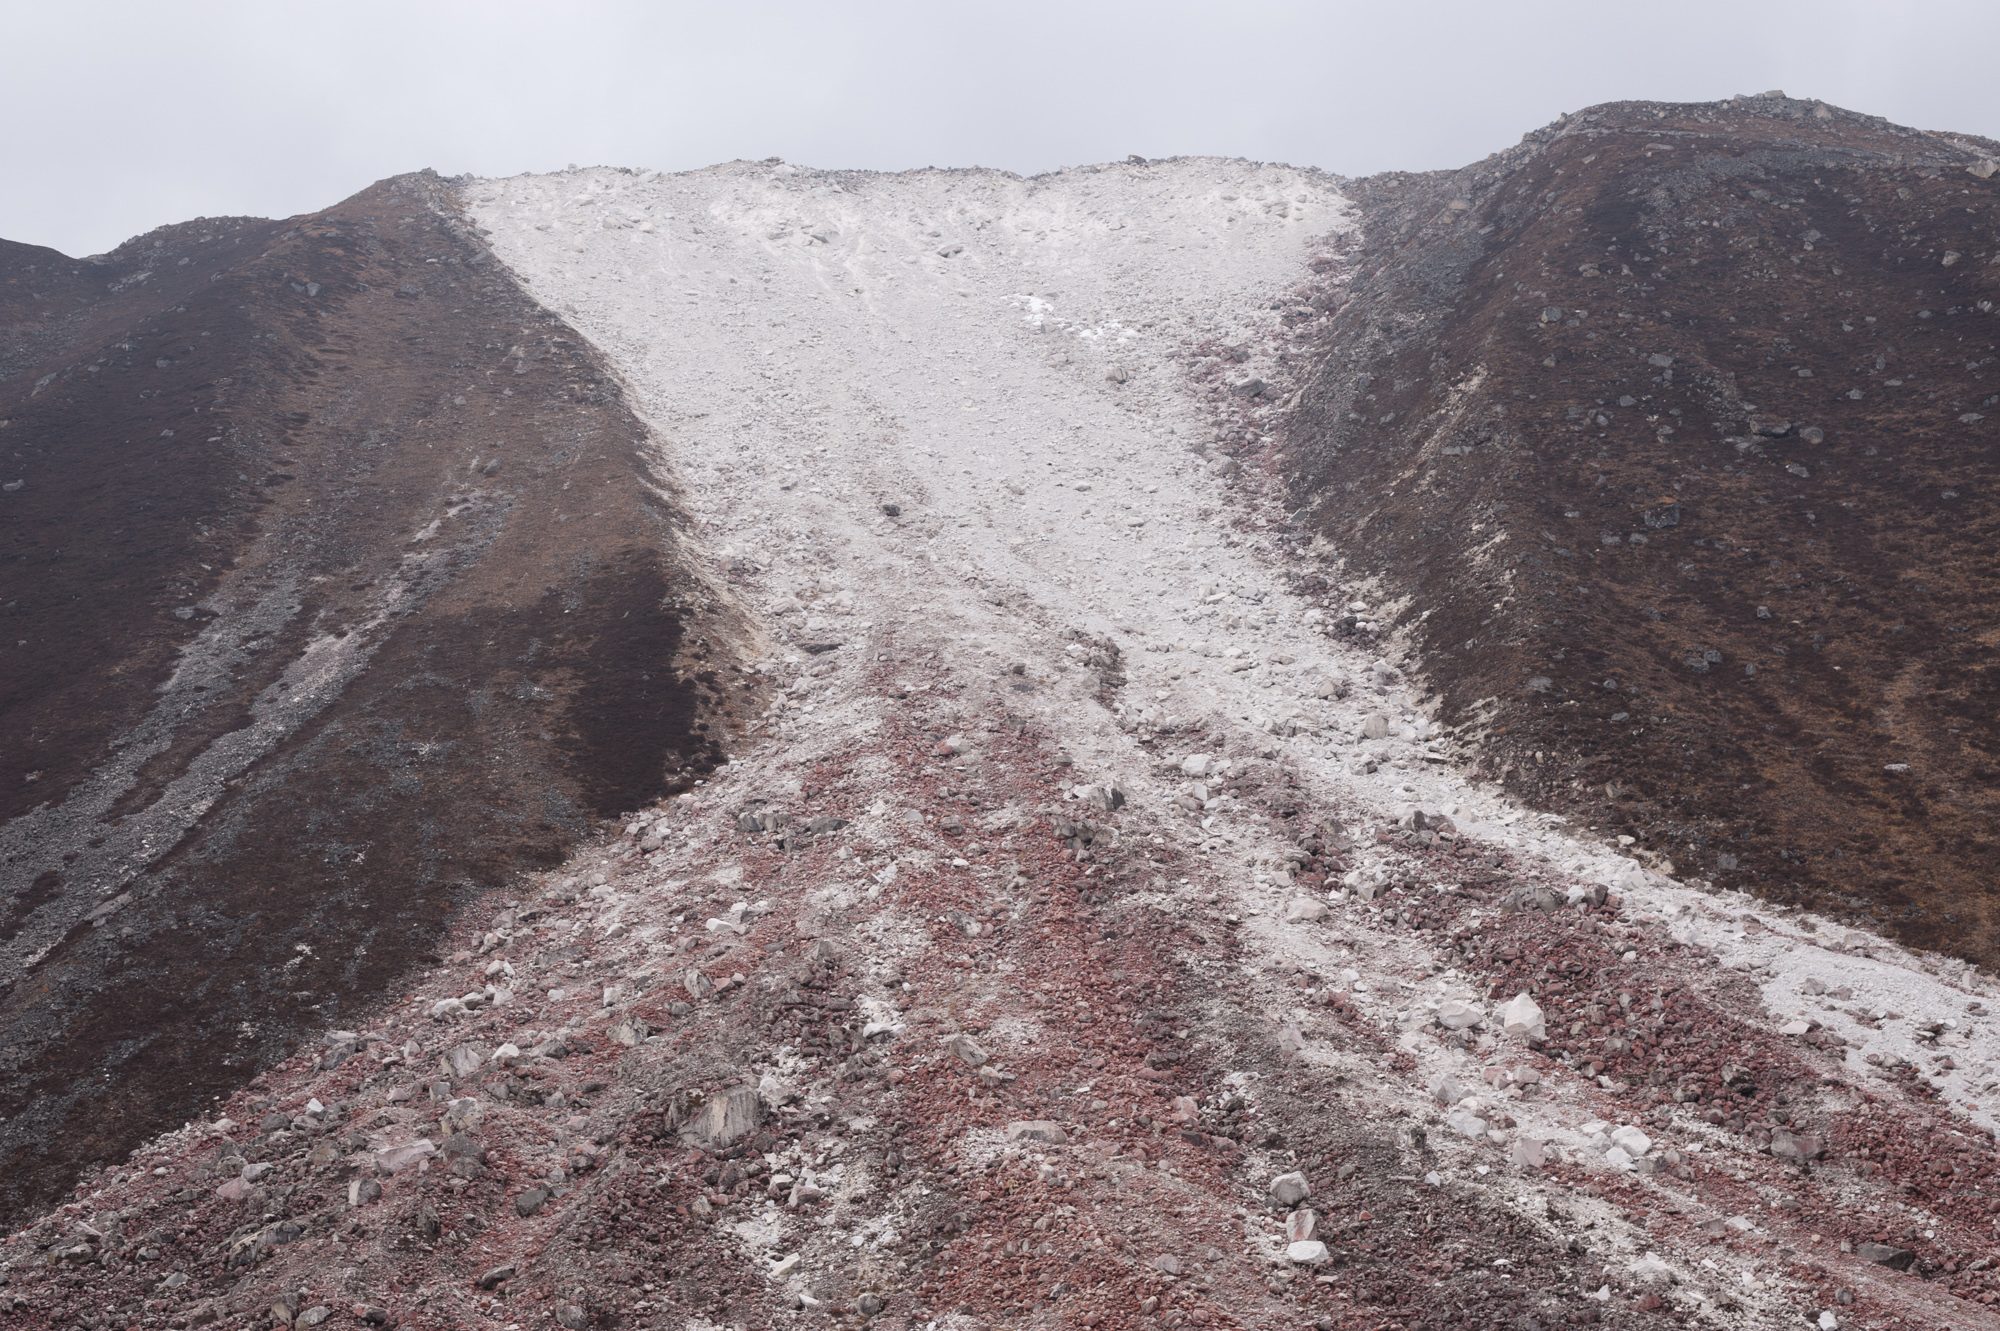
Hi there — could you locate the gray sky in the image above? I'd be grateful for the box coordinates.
[5,0,1998,257]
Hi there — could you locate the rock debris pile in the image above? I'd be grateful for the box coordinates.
[4,133,1999,1331]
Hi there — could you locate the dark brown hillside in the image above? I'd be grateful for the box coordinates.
[0,174,747,1224]
[0,219,282,385]
[1284,94,2000,962]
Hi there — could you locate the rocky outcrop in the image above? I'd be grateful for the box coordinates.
[1284,94,2000,963]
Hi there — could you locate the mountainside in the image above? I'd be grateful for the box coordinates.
[0,174,741,1224]
[1282,93,2000,963]
[2,101,2000,1331]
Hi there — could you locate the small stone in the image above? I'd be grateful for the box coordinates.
[1360,713,1390,740]
[1510,1137,1547,1168]
[1269,1171,1311,1206]
[1610,1125,1653,1158]
[1502,993,1546,1041]
[1436,999,1483,1030]
[440,1044,486,1080]
[373,1139,436,1175]
[1283,896,1328,923]
[1285,1208,1317,1242]
[1005,1120,1068,1145]
[1857,1242,1915,1270]
[514,1187,548,1218]
[684,1085,764,1149]
[1081,783,1127,812]
[1769,1128,1824,1162]
[1286,1240,1329,1265]
[476,1263,516,1290]
[947,1034,989,1068]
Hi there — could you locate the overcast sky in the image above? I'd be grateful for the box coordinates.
[5,0,1998,256]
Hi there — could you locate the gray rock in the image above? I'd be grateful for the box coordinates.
[515,1187,549,1218]
[1447,1108,1489,1138]
[1436,999,1483,1030]
[1769,1128,1824,1162]
[373,1139,435,1174]
[684,1085,763,1149]
[947,1033,989,1068]
[1268,1170,1311,1206]
[1005,1120,1068,1145]
[1283,896,1328,923]
[476,1263,516,1290]
[440,1044,486,1080]
[1286,1239,1330,1265]
[1080,783,1127,812]
[1857,1242,1915,1270]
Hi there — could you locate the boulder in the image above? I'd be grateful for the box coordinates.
[683,1086,763,1150]
[1005,1120,1068,1145]
[1436,999,1483,1030]
[1501,993,1546,1041]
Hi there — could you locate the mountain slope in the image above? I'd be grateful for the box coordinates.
[4,108,2000,1331]
[1281,93,2000,962]
[0,174,742,1224]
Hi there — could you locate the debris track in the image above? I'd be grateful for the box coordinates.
[4,158,1998,1331]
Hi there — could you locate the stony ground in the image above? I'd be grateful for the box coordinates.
[4,155,1999,1330]
[1282,93,2000,963]
[0,173,734,1225]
